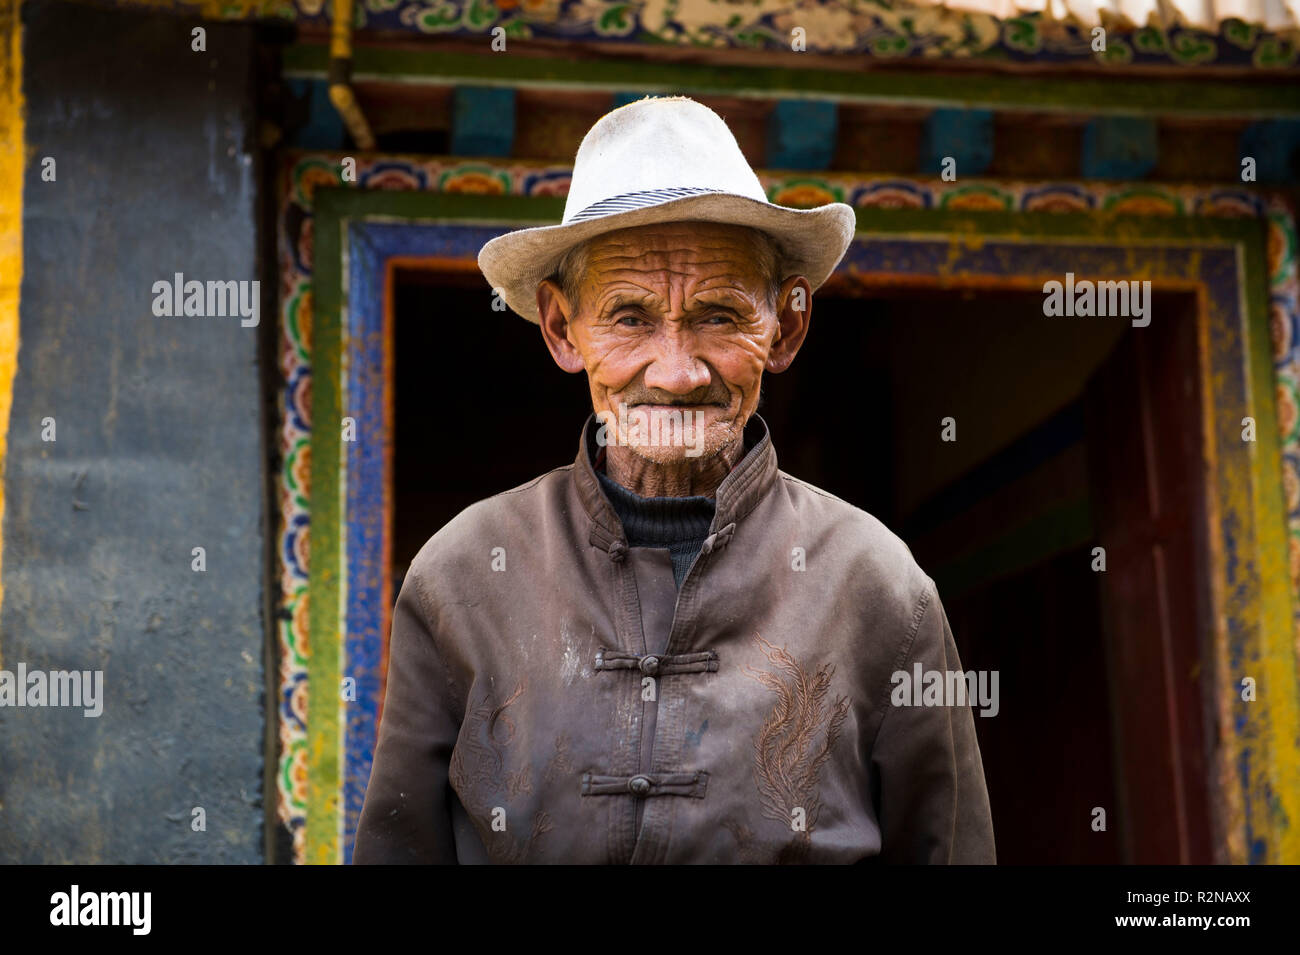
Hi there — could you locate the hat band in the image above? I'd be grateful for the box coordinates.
[565,186,730,224]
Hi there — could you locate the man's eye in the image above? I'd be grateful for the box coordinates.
[702,313,734,325]
[615,314,646,327]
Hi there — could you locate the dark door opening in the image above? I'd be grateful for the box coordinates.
[391,267,592,588]
[391,269,1215,863]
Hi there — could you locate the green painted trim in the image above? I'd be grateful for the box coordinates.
[308,191,1267,246]
[308,190,565,223]
[282,44,1300,118]
[305,189,348,866]
[1235,223,1300,863]
[930,499,1093,600]
[850,207,1264,242]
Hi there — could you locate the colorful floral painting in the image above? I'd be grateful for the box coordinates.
[82,0,1300,67]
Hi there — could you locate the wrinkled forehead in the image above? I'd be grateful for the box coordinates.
[581,222,772,298]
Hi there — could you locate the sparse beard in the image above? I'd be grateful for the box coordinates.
[619,416,741,467]
[594,402,722,460]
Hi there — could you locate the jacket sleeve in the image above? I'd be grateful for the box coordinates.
[352,566,463,864]
[869,578,996,864]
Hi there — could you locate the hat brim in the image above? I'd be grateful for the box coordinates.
[477,193,858,324]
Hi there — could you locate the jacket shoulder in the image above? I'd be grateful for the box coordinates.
[777,471,935,613]
[405,464,575,579]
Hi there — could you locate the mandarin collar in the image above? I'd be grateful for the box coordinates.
[574,411,778,555]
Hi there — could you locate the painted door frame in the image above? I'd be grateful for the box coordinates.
[277,158,1300,864]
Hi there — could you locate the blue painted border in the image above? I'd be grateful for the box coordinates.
[339,220,1250,861]
[342,220,508,862]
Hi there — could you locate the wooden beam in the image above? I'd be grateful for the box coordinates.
[767,99,836,170]
[281,44,1300,119]
[451,86,515,157]
[920,108,993,177]
[1239,120,1300,184]
[1082,117,1158,179]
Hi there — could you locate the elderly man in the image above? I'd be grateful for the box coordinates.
[353,96,995,864]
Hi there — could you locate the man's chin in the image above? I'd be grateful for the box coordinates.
[624,445,707,467]
[622,423,740,466]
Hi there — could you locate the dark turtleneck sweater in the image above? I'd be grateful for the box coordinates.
[595,470,715,588]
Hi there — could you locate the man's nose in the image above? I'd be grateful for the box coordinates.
[642,328,710,395]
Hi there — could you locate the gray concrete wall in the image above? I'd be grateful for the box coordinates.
[0,1,267,863]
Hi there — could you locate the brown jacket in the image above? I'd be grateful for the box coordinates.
[353,415,996,864]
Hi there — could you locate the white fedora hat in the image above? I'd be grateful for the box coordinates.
[477,95,857,324]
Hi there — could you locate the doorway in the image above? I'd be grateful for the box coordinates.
[390,269,1216,863]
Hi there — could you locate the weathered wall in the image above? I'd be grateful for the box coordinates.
[0,1,266,862]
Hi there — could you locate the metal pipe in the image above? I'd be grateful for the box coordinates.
[328,0,375,150]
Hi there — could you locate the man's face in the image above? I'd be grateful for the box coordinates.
[536,221,810,469]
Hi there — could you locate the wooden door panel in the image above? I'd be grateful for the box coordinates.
[1084,299,1214,864]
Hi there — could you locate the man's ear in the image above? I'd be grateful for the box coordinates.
[537,279,586,374]
[766,275,812,374]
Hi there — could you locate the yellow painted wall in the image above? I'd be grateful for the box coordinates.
[0,0,23,644]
